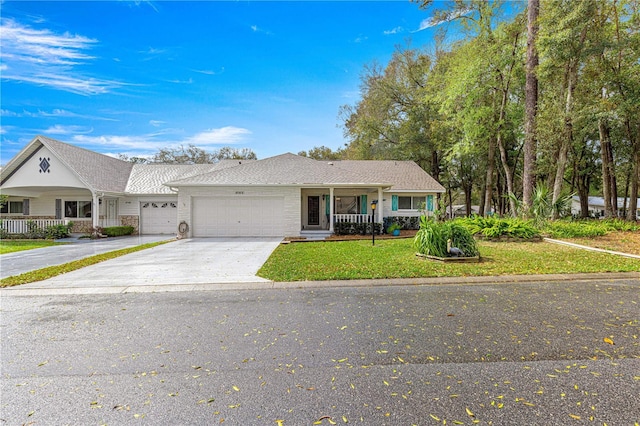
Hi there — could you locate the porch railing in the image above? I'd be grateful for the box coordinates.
[333,214,373,223]
[0,219,69,234]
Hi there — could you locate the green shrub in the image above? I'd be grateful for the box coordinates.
[414,216,479,257]
[101,226,135,237]
[455,216,540,239]
[334,222,382,235]
[543,219,640,238]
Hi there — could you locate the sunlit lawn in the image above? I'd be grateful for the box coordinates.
[258,238,640,282]
[0,240,64,255]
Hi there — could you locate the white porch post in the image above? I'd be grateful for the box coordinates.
[377,187,384,223]
[329,187,335,233]
[92,192,100,229]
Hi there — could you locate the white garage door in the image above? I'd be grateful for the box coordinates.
[192,196,285,237]
[140,201,177,234]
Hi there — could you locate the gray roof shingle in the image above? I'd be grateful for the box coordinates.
[166,153,388,187]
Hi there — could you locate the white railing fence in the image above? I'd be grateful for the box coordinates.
[0,219,69,234]
[333,214,373,223]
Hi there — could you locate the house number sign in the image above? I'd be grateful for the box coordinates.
[39,157,51,173]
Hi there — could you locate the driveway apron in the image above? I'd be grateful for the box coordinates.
[6,238,282,290]
[1,235,173,279]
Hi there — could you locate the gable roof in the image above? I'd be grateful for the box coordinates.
[166,153,388,187]
[1,135,133,193]
[332,160,445,192]
[2,137,445,194]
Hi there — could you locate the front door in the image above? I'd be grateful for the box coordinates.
[308,196,320,226]
[106,199,117,226]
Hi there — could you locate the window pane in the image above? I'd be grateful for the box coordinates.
[79,201,92,218]
[412,197,425,210]
[336,196,358,214]
[9,201,23,214]
[65,201,78,218]
[0,203,7,214]
[398,196,412,210]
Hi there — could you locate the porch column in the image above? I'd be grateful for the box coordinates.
[329,187,334,233]
[377,187,384,223]
[92,192,100,229]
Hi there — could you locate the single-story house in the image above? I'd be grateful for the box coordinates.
[571,196,640,219]
[0,135,445,238]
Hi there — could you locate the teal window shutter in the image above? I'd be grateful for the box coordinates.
[325,195,330,215]
[427,195,434,212]
[360,195,367,214]
[392,195,398,211]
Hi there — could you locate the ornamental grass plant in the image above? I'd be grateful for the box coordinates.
[414,216,479,258]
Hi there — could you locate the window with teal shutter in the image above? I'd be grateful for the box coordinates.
[325,195,330,215]
[360,195,367,214]
[427,195,434,211]
[391,195,398,211]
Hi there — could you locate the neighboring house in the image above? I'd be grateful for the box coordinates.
[571,195,640,219]
[1,136,445,237]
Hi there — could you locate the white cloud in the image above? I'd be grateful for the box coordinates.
[0,18,124,95]
[184,127,252,146]
[354,35,368,43]
[71,126,252,153]
[149,120,165,127]
[43,124,93,135]
[250,25,272,35]
[384,26,404,35]
[72,134,161,151]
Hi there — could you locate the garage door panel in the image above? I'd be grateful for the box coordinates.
[193,196,285,237]
[141,201,177,234]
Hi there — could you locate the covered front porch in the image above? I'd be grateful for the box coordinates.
[0,187,122,234]
[300,186,385,234]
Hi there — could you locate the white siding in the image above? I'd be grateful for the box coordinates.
[2,147,87,190]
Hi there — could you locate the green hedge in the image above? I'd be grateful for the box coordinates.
[101,226,135,237]
[543,219,640,238]
[334,222,382,235]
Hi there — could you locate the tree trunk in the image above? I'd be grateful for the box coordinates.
[599,118,615,218]
[627,123,639,221]
[523,0,539,214]
[497,132,517,216]
[483,138,495,216]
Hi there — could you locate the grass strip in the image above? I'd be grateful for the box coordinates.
[0,240,66,255]
[258,238,640,282]
[0,240,173,288]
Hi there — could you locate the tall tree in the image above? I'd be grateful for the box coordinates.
[538,0,596,217]
[522,0,539,214]
[150,144,256,164]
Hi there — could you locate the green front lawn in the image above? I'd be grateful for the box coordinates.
[257,238,640,282]
[0,240,65,255]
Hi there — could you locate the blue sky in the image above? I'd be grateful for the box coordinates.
[2,1,478,164]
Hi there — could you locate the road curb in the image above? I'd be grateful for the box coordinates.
[2,272,638,296]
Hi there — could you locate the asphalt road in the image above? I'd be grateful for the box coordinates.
[1,278,639,425]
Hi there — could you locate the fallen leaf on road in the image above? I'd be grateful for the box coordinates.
[603,337,615,345]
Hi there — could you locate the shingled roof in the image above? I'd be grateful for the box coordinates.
[1,135,133,193]
[166,153,390,187]
[2,137,445,194]
[332,160,445,192]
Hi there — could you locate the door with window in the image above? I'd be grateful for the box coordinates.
[307,196,320,226]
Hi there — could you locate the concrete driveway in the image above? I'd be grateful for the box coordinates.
[2,237,282,293]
